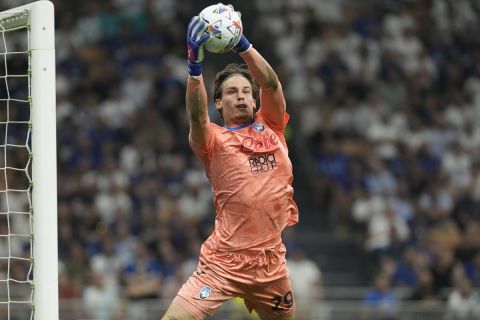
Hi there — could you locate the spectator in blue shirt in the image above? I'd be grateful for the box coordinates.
[362,272,399,320]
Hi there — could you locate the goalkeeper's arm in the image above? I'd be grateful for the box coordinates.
[234,36,286,127]
[186,16,212,149]
[186,76,211,149]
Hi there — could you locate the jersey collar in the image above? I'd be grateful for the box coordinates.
[224,119,254,131]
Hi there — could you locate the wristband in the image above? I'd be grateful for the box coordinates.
[233,35,252,54]
[188,74,201,80]
[188,61,202,77]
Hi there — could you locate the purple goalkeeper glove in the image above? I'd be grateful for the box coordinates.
[187,16,211,77]
[233,34,252,54]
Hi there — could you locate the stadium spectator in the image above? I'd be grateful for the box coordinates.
[361,272,399,320]
[287,246,327,320]
[446,277,480,320]
[82,269,120,320]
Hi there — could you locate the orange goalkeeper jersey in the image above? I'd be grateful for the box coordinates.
[189,107,298,283]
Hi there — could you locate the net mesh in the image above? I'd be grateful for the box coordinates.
[0,9,33,320]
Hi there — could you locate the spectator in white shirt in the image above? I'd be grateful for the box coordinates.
[287,246,327,320]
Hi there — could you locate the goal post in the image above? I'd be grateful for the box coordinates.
[0,1,57,320]
[31,2,57,320]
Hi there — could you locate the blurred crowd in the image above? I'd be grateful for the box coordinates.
[1,0,480,319]
[285,0,480,319]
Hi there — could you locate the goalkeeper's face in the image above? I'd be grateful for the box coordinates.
[215,75,256,127]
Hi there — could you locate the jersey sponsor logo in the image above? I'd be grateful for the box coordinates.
[199,286,212,300]
[252,122,265,132]
[237,133,279,154]
[249,153,277,174]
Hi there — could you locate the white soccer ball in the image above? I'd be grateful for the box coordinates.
[199,3,243,53]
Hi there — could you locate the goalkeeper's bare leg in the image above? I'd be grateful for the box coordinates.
[161,304,294,320]
[161,303,196,320]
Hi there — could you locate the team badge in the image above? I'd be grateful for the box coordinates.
[253,123,265,132]
[199,286,212,299]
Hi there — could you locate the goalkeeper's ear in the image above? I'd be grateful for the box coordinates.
[214,98,224,120]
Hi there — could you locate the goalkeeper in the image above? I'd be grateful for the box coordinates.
[162,9,298,320]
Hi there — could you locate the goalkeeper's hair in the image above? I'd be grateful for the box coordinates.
[213,63,259,102]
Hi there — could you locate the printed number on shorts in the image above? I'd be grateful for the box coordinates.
[271,291,294,311]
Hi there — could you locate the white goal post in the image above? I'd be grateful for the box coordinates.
[0,1,57,320]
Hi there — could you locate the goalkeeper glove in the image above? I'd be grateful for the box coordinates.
[187,16,211,76]
[233,34,252,54]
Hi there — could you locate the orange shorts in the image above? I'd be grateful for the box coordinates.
[173,262,295,320]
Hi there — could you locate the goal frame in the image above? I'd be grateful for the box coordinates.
[1,1,57,320]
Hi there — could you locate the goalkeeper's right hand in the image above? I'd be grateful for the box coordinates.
[187,16,211,77]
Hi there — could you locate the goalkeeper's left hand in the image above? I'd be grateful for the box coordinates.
[187,16,211,76]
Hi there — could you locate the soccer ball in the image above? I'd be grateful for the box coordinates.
[199,3,243,53]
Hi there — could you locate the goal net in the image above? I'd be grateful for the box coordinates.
[0,2,57,320]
